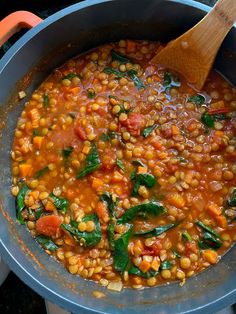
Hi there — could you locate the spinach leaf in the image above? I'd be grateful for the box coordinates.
[201,112,214,128]
[49,193,68,214]
[116,158,125,171]
[160,260,173,270]
[188,94,205,106]
[196,221,222,250]
[16,184,30,225]
[196,221,221,239]
[62,73,80,80]
[34,166,49,179]
[99,131,119,142]
[117,201,166,224]
[35,206,44,220]
[131,173,156,196]
[111,50,131,64]
[227,188,236,206]
[43,94,49,108]
[127,70,145,89]
[118,103,131,115]
[68,112,76,120]
[77,143,101,179]
[172,249,181,258]
[62,146,74,159]
[99,192,118,216]
[104,67,124,78]
[134,223,176,237]
[61,213,102,247]
[107,222,115,250]
[128,266,159,278]
[87,89,96,99]
[113,226,133,273]
[198,232,222,250]
[142,124,158,138]
[164,72,181,91]
[182,231,192,241]
[36,236,58,251]
[132,160,146,167]
[32,129,41,137]
[178,157,188,163]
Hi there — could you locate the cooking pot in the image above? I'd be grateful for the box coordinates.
[0,0,235,313]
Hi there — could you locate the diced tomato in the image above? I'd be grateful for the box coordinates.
[96,201,109,223]
[150,241,162,255]
[121,113,145,136]
[74,125,87,140]
[101,150,116,170]
[185,242,198,255]
[36,215,62,237]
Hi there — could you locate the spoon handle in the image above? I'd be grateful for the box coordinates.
[183,0,236,65]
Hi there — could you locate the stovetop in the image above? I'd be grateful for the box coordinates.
[0,0,235,313]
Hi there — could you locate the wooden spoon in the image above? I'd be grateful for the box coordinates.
[151,0,236,90]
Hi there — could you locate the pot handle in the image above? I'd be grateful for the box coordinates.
[0,11,43,47]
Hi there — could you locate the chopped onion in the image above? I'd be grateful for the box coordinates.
[107,281,123,292]
[209,181,222,192]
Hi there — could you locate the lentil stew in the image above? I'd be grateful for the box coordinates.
[11,40,236,291]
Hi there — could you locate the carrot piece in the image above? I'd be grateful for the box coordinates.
[167,193,185,208]
[202,249,218,264]
[215,131,224,137]
[64,236,76,247]
[139,260,151,273]
[19,164,33,177]
[206,203,222,217]
[28,108,40,121]
[126,40,136,53]
[69,87,80,95]
[96,201,109,223]
[45,201,56,212]
[137,166,147,174]
[151,258,160,271]
[215,215,227,228]
[82,145,90,154]
[36,215,62,237]
[92,178,104,190]
[171,125,179,135]
[33,136,44,149]
[30,191,39,200]
[111,171,123,183]
[151,139,164,150]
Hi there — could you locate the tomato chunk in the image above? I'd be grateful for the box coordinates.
[74,125,87,140]
[121,113,145,136]
[36,215,62,237]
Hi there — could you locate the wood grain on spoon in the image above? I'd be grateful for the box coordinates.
[151,0,236,90]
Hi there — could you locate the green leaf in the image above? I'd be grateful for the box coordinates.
[164,72,181,91]
[127,69,145,89]
[113,226,133,273]
[104,67,124,78]
[35,206,44,220]
[128,266,159,278]
[16,184,30,225]
[188,94,205,106]
[34,166,49,179]
[160,260,173,270]
[32,129,41,137]
[172,249,181,258]
[107,222,115,250]
[61,213,102,247]
[87,89,96,99]
[182,231,192,241]
[195,221,221,239]
[116,158,125,171]
[178,157,188,163]
[99,192,118,216]
[111,50,131,64]
[117,201,166,224]
[36,236,58,251]
[142,124,158,138]
[131,173,156,196]
[134,223,176,237]
[198,232,222,250]
[132,160,145,167]
[100,133,110,142]
[77,143,101,179]
[62,146,74,159]
[228,189,236,206]
[49,193,68,214]
[43,94,49,108]
[196,221,222,250]
[201,112,215,127]
[68,112,76,120]
[62,73,80,80]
